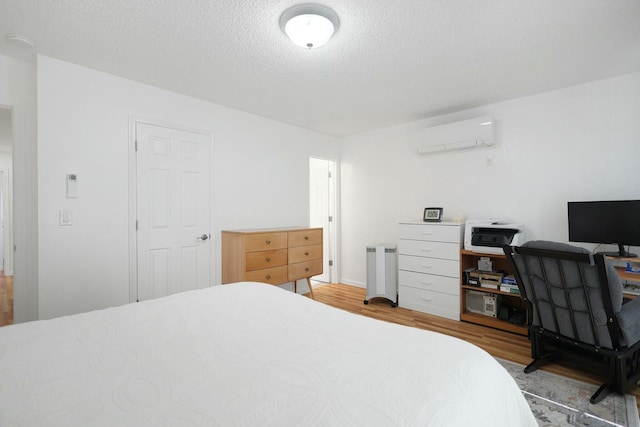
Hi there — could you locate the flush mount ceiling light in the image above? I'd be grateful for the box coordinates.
[6,33,35,49]
[280,4,340,49]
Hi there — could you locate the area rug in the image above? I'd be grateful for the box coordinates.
[497,358,640,427]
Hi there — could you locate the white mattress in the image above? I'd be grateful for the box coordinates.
[0,282,536,426]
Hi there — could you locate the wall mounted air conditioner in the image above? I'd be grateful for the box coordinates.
[412,116,496,155]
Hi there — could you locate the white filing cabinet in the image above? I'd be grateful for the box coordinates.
[397,221,464,320]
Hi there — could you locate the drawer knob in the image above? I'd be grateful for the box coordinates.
[304,236,309,240]
[305,267,309,272]
[266,257,271,262]
[422,281,433,286]
[266,274,271,280]
[266,239,271,244]
[421,296,433,302]
[421,264,432,269]
[421,248,432,252]
[305,252,309,256]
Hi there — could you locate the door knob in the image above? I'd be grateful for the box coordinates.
[196,234,209,241]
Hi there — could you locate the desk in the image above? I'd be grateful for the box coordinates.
[609,256,640,299]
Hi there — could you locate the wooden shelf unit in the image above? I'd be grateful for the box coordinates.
[459,249,528,336]
[606,255,640,299]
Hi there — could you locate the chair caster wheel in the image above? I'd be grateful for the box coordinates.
[363,300,369,305]
[391,302,397,308]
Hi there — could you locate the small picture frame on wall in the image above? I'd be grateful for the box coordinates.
[423,207,443,222]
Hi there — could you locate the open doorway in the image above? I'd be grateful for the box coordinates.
[0,106,14,326]
[309,157,337,284]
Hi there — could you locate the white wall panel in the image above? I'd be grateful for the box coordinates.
[340,72,640,287]
[36,55,340,319]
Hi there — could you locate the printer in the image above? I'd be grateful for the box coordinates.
[464,219,525,254]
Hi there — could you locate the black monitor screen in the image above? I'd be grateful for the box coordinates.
[568,200,640,257]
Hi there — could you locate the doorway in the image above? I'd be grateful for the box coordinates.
[0,107,13,276]
[131,120,213,302]
[309,157,337,283]
[0,106,14,325]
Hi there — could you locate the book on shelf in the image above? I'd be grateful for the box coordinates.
[500,284,520,294]
[502,275,517,285]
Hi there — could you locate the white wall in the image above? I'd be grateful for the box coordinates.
[0,54,38,323]
[340,72,640,286]
[37,55,340,319]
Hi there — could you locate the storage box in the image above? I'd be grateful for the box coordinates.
[478,271,503,290]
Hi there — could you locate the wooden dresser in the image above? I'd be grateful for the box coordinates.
[222,227,323,298]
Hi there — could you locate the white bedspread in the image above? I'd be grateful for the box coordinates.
[0,282,536,426]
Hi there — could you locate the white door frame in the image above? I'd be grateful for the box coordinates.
[309,156,338,284]
[128,116,215,302]
[0,106,13,277]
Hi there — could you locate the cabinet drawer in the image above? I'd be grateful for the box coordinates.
[398,286,460,320]
[398,270,459,296]
[398,224,461,243]
[288,228,322,248]
[397,239,460,260]
[245,266,288,285]
[398,255,459,277]
[245,249,287,271]
[245,232,288,252]
[289,244,322,264]
[289,259,323,281]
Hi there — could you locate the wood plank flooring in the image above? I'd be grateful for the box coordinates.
[0,272,12,327]
[312,283,640,409]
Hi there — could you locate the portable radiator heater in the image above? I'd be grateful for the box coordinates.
[364,243,397,306]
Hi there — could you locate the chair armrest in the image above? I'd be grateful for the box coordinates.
[616,296,640,346]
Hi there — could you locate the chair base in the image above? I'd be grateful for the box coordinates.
[590,383,610,404]
[525,354,613,404]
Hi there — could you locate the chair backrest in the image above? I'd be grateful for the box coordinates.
[504,241,623,350]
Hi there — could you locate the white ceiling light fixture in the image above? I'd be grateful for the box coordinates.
[280,4,340,49]
[6,33,36,49]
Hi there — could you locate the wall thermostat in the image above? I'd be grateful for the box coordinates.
[66,173,78,198]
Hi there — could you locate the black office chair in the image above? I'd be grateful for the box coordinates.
[503,240,640,403]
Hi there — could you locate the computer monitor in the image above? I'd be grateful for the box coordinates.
[568,200,640,258]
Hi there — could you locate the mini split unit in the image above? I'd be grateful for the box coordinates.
[412,116,496,155]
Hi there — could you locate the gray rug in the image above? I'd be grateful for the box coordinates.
[498,358,640,427]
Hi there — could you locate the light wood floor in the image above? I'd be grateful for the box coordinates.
[0,272,12,327]
[312,283,640,408]
[1,280,638,408]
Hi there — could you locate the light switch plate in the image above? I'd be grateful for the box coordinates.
[59,210,73,226]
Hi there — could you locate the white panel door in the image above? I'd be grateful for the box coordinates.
[136,123,211,301]
[309,157,334,283]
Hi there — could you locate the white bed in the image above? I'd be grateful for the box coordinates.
[0,282,536,426]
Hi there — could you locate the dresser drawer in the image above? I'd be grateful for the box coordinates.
[397,239,460,260]
[398,270,459,296]
[398,255,459,277]
[245,249,287,271]
[398,285,460,320]
[398,270,460,296]
[245,232,288,252]
[289,259,323,281]
[288,228,322,247]
[245,266,288,285]
[289,244,322,264]
[398,224,461,243]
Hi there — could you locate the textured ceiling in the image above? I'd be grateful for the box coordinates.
[1,0,639,136]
